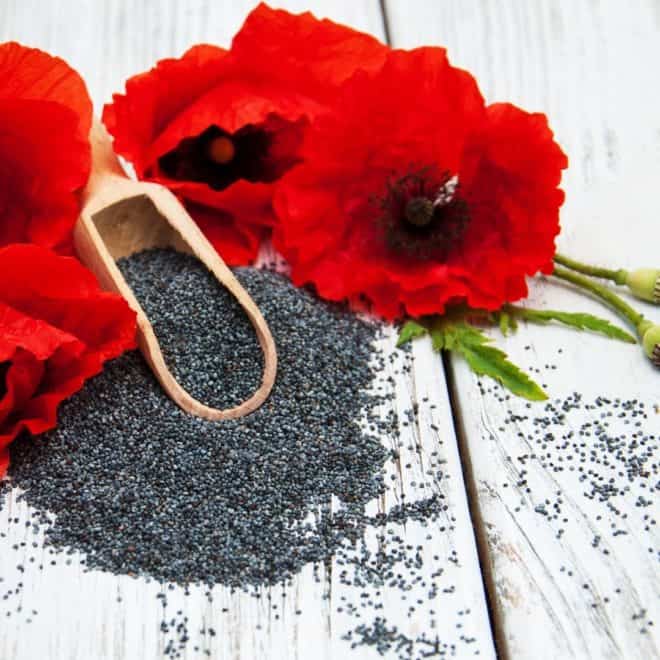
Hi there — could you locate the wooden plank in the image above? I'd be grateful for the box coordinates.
[385,1,660,658]
[0,2,496,658]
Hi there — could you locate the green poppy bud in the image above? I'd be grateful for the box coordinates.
[641,323,660,366]
[626,268,660,304]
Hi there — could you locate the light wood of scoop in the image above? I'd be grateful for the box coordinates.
[73,120,277,420]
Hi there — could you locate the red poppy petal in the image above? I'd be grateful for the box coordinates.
[232,3,388,99]
[191,204,265,266]
[477,103,568,188]
[0,303,82,362]
[0,345,98,447]
[143,80,317,170]
[0,349,45,426]
[0,42,92,137]
[0,245,137,362]
[0,243,99,301]
[163,175,270,215]
[14,345,104,437]
[0,245,137,476]
[0,42,92,252]
[140,177,275,266]
[461,103,568,282]
[0,99,90,250]
[103,45,229,174]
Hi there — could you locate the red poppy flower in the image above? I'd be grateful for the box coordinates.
[103,3,387,265]
[273,47,568,319]
[0,244,137,476]
[0,42,92,253]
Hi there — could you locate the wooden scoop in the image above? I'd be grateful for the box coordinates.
[73,120,277,420]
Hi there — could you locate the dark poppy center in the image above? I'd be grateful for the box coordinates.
[377,169,469,261]
[157,115,304,192]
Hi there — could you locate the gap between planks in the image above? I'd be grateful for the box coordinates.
[443,351,510,660]
[377,3,506,658]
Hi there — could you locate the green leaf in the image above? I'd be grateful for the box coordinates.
[506,306,636,344]
[396,320,428,347]
[458,340,548,401]
[446,322,488,347]
[404,315,547,401]
[445,322,547,401]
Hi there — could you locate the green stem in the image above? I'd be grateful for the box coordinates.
[552,265,649,336]
[554,253,628,285]
[504,304,546,317]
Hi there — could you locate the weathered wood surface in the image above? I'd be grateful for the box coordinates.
[386,1,660,658]
[2,1,658,659]
[0,2,496,659]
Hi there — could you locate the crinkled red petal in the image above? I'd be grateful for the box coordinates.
[0,349,47,427]
[0,244,137,477]
[0,99,90,250]
[0,43,92,252]
[103,45,230,174]
[0,42,92,137]
[182,198,268,266]
[231,3,388,101]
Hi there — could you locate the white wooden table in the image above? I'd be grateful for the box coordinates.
[0,1,658,659]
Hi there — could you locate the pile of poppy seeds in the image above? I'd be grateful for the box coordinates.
[6,248,392,586]
[0,248,657,658]
[1,248,467,659]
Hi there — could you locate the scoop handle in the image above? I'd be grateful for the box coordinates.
[75,120,277,420]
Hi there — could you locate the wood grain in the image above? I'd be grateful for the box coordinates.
[0,2,495,659]
[385,1,660,658]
